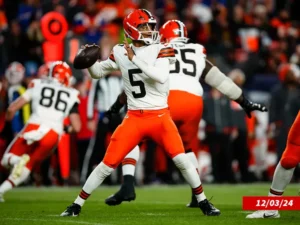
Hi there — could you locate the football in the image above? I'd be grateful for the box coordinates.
[73,45,100,69]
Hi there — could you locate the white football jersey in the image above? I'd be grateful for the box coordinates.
[105,43,175,110]
[168,42,206,96]
[22,79,80,134]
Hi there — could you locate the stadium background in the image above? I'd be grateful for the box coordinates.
[0,0,300,188]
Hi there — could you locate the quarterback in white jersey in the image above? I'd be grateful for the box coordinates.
[103,20,268,209]
[61,9,220,217]
[0,61,81,202]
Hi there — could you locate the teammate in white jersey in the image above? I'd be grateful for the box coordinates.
[103,20,268,207]
[0,61,81,202]
[61,9,220,217]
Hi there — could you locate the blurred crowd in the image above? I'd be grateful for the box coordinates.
[0,0,300,186]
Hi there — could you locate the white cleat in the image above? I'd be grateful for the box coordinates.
[12,154,30,179]
[0,193,5,202]
[246,210,280,219]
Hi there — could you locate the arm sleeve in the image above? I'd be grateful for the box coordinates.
[69,102,79,114]
[88,58,119,79]
[131,56,170,84]
[87,79,99,119]
[204,66,242,100]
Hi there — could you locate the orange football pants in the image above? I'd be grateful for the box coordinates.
[6,123,59,170]
[168,90,203,154]
[103,108,185,168]
[280,111,300,169]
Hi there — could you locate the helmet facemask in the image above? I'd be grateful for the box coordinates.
[137,23,159,45]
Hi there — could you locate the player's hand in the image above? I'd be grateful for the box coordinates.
[238,95,268,118]
[123,34,134,61]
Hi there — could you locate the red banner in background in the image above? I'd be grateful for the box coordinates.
[243,196,300,210]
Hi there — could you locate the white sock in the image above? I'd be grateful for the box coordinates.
[269,163,295,196]
[186,152,200,173]
[172,153,206,202]
[122,145,140,176]
[0,180,13,194]
[0,167,31,194]
[1,154,21,168]
[74,162,114,207]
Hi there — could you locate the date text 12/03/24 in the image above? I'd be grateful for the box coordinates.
[242,196,300,210]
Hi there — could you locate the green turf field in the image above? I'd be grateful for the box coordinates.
[0,184,299,225]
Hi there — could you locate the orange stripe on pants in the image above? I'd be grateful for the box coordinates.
[103,108,184,168]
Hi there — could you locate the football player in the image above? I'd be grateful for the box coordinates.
[246,65,300,219]
[61,9,221,217]
[0,61,81,202]
[104,20,268,207]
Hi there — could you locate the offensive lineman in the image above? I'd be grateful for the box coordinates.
[247,65,300,219]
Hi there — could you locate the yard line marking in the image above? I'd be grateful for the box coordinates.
[140,213,166,216]
[2,217,109,225]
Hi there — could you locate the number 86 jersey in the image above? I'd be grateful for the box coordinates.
[22,79,80,134]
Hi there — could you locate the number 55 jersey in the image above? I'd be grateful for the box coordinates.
[167,42,206,153]
[23,78,80,135]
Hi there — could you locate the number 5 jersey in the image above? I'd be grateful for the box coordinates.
[22,78,80,135]
[89,43,175,110]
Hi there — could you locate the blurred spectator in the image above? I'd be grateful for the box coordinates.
[5,62,30,135]
[269,63,300,159]
[72,0,118,44]
[203,89,236,183]
[184,16,208,44]
[228,69,257,182]
[290,45,300,67]
[0,6,7,33]
[66,0,84,24]
[188,0,213,24]
[228,5,247,49]
[206,4,229,54]
[4,20,28,65]
[26,19,43,64]
[17,0,40,32]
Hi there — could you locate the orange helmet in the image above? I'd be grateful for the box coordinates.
[49,61,72,87]
[123,9,159,45]
[159,20,188,43]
